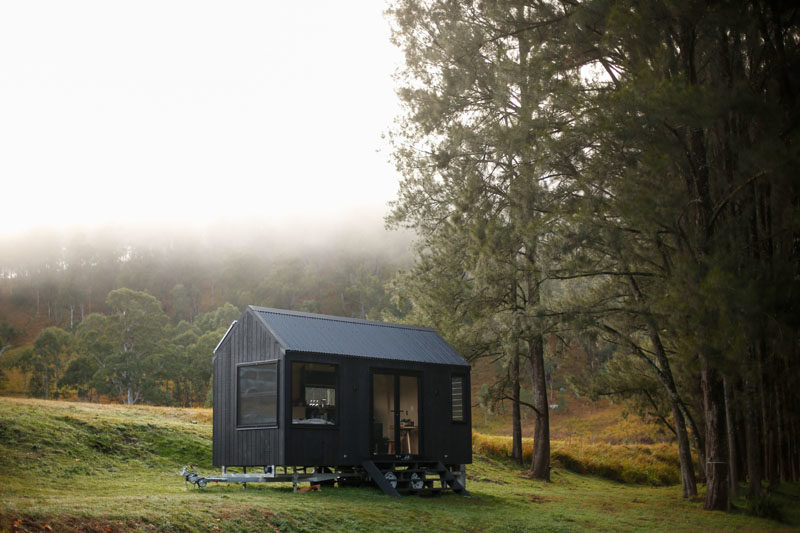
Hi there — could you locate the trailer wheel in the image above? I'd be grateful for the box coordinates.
[409,473,423,490]
[197,479,207,488]
[384,471,398,489]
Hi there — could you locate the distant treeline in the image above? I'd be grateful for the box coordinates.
[0,223,411,329]
[0,226,411,404]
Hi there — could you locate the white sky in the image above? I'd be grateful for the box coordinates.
[0,1,404,237]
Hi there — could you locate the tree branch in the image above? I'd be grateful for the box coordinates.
[502,395,542,416]
[708,170,767,233]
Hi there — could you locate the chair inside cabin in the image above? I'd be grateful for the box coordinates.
[372,422,389,454]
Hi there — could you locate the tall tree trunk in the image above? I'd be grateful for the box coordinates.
[734,407,747,485]
[745,349,763,497]
[528,334,550,480]
[682,402,707,483]
[680,22,729,508]
[759,342,779,490]
[791,407,800,482]
[673,403,697,498]
[723,376,739,499]
[775,379,786,483]
[626,275,698,496]
[702,357,729,511]
[511,347,523,464]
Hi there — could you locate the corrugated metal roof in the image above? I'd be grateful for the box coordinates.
[250,306,469,367]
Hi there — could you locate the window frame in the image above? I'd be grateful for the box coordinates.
[290,360,340,429]
[235,359,280,430]
[369,368,424,457]
[450,373,467,424]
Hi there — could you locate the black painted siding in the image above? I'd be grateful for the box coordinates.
[213,308,472,468]
[282,352,471,466]
[213,308,283,467]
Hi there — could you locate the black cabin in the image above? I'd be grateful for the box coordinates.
[212,306,472,479]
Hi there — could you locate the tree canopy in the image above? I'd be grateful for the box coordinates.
[387,0,799,511]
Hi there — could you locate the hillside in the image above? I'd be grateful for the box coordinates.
[0,398,797,532]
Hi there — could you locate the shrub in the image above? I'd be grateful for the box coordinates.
[745,495,784,522]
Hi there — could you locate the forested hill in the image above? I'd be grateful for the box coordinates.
[0,221,414,404]
[0,221,413,331]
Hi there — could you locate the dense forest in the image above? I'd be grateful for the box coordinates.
[1,0,798,517]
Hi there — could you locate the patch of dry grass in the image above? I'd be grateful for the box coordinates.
[549,402,670,444]
[472,394,671,445]
[472,431,680,485]
[2,397,213,425]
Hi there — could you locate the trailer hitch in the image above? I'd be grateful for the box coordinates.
[181,465,207,488]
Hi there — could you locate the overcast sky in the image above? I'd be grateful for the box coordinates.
[0,1,404,238]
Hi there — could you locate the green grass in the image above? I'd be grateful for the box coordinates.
[1,398,797,532]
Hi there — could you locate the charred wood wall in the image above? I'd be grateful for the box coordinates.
[213,308,472,468]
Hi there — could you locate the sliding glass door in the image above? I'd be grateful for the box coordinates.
[371,371,421,457]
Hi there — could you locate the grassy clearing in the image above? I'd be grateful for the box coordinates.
[0,397,797,532]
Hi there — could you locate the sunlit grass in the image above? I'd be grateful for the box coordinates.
[472,431,681,485]
[0,397,795,532]
[472,397,671,444]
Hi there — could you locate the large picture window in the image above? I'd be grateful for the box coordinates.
[451,375,465,422]
[292,362,337,425]
[237,362,278,427]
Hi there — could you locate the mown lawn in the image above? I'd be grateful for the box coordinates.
[0,397,796,532]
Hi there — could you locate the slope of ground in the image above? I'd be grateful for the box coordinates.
[0,397,796,532]
[473,432,682,485]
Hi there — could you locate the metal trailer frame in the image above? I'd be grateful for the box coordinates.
[181,465,361,492]
[180,461,468,497]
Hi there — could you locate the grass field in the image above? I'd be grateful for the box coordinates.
[0,397,797,532]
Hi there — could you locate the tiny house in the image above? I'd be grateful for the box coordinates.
[211,306,471,495]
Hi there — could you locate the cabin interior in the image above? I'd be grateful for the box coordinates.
[291,362,337,425]
[372,373,420,455]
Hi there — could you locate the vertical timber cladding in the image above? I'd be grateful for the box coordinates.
[213,306,472,468]
[213,308,283,467]
[211,336,227,466]
[279,355,473,466]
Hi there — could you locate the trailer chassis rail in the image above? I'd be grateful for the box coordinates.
[180,465,360,492]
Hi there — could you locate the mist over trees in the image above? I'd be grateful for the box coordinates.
[0,219,413,404]
[386,0,799,512]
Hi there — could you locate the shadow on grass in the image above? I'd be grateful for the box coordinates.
[187,480,506,507]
